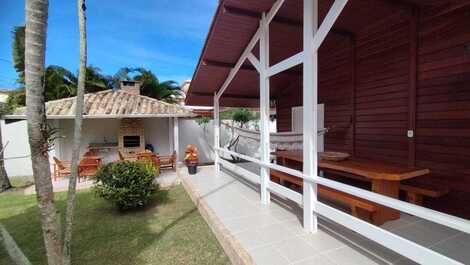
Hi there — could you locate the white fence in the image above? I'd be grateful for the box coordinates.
[216,147,470,265]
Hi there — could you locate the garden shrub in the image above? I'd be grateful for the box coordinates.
[94,161,158,210]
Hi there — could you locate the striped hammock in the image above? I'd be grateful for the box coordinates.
[222,122,327,150]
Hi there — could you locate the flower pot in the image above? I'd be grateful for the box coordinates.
[187,164,198,175]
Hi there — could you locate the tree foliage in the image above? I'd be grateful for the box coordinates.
[12,26,25,84]
[113,67,182,103]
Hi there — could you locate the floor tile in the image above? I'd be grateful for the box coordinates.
[256,223,298,244]
[300,230,345,253]
[249,244,290,265]
[292,254,337,265]
[431,233,470,264]
[325,245,388,265]
[233,229,269,250]
[273,237,320,263]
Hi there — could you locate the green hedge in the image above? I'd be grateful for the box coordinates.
[93,161,158,210]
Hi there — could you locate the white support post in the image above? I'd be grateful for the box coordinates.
[169,117,174,152]
[259,13,271,205]
[173,117,179,163]
[214,93,221,173]
[302,0,319,233]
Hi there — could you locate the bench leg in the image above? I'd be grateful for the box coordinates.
[406,192,424,206]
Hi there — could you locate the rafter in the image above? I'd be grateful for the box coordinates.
[223,4,354,38]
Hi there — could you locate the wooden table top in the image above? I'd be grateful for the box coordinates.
[273,150,430,181]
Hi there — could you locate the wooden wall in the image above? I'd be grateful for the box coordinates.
[276,3,470,194]
[416,3,470,193]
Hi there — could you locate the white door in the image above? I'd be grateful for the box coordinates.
[291,104,324,152]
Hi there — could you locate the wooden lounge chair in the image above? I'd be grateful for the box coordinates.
[53,157,71,181]
[159,151,177,170]
[78,156,102,182]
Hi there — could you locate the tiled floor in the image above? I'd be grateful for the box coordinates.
[182,165,469,265]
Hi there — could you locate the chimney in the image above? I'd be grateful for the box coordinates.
[120,80,141,95]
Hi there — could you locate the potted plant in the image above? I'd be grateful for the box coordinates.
[184,145,199,175]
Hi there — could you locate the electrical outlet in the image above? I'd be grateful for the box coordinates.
[407,130,414,138]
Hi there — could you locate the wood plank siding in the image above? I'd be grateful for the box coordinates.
[276,3,470,194]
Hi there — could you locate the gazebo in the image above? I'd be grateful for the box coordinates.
[186,1,470,264]
[5,81,195,164]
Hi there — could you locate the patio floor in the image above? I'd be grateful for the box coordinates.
[180,165,469,265]
[22,169,180,195]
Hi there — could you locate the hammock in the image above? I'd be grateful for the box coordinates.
[222,122,327,150]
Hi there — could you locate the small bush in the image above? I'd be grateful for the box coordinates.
[93,161,158,210]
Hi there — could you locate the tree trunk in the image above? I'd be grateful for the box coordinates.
[25,1,63,265]
[62,0,87,264]
[0,124,12,192]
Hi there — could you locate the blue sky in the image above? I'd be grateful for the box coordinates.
[0,0,217,89]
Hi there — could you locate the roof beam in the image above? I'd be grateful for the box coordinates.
[203,59,301,75]
[191,92,260,100]
[223,4,354,38]
[380,0,419,9]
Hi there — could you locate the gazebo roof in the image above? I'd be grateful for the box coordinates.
[186,0,447,107]
[5,89,195,119]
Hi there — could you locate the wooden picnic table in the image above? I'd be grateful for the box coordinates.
[273,150,430,223]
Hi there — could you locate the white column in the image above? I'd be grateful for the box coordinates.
[169,117,174,152]
[173,117,179,162]
[214,93,220,173]
[259,13,271,205]
[302,0,319,233]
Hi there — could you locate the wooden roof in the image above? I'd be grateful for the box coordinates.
[186,0,453,107]
[7,89,194,119]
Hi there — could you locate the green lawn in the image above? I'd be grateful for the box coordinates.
[0,185,230,265]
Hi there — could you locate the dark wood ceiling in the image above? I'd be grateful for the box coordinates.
[186,0,453,107]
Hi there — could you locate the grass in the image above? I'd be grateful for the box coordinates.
[0,185,230,265]
[9,176,34,188]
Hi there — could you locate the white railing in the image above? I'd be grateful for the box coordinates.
[216,147,469,265]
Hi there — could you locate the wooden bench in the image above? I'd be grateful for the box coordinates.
[270,170,381,225]
[400,182,449,206]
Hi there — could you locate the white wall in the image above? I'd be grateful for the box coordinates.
[178,119,215,164]
[55,118,172,164]
[1,120,33,177]
[56,119,120,163]
[143,118,171,155]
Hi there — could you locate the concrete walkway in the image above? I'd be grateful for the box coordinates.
[180,165,469,265]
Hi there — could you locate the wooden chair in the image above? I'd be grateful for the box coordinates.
[118,150,126,161]
[137,151,161,173]
[53,157,71,181]
[78,157,102,182]
[159,151,177,170]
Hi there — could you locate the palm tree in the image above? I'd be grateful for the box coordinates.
[12,26,25,85]
[45,65,77,101]
[25,0,63,264]
[84,65,112,93]
[113,67,182,103]
[63,1,87,263]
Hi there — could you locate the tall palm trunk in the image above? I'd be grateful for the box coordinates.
[62,1,86,264]
[0,125,12,192]
[24,1,63,265]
